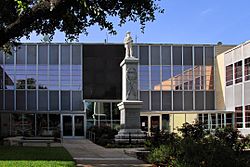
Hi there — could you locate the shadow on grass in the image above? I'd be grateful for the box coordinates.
[0,146,73,161]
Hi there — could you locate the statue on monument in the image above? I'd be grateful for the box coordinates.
[124,31,133,58]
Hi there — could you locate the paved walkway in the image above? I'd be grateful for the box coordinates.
[63,139,151,167]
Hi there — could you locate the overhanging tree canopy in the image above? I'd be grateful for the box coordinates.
[0,0,164,48]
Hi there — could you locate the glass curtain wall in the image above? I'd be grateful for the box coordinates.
[0,44,82,112]
[0,44,82,137]
[138,44,215,111]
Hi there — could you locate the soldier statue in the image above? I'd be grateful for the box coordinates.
[124,31,133,58]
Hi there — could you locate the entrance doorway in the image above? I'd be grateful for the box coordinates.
[62,115,85,138]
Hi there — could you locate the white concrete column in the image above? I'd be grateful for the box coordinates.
[159,114,162,131]
[148,115,151,135]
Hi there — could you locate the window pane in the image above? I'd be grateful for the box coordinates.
[49,114,60,133]
[205,47,214,65]
[139,66,149,91]
[141,116,148,131]
[36,114,48,136]
[27,45,36,64]
[151,66,160,90]
[173,65,182,90]
[140,91,149,110]
[194,66,204,90]
[162,91,171,110]
[173,91,182,110]
[49,91,59,110]
[245,58,250,81]
[195,91,204,110]
[5,90,14,110]
[151,91,160,110]
[194,47,203,65]
[27,91,36,110]
[206,91,214,110]
[5,50,14,64]
[61,91,70,110]
[72,45,81,65]
[245,105,250,127]
[16,45,25,64]
[5,65,15,90]
[226,64,233,86]
[162,66,171,91]
[38,91,48,110]
[0,90,3,109]
[38,45,48,64]
[38,65,48,89]
[183,47,192,65]
[49,45,59,64]
[205,66,214,90]
[132,46,138,58]
[0,51,3,64]
[234,61,242,84]
[72,91,82,110]
[173,46,182,65]
[61,45,70,65]
[49,65,59,90]
[162,46,171,65]
[183,66,193,90]
[16,91,25,110]
[16,65,26,89]
[235,106,243,128]
[23,114,35,136]
[112,102,120,120]
[139,46,149,65]
[184,91,193,110]
[151,46,160,65]
[61,65,70,89]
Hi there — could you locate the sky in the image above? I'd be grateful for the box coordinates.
[22,0,250,45]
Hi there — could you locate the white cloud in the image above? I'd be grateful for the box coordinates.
[200,8,213,16]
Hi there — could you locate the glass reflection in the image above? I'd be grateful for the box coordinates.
[85,101,120,129]
[161,66,171,91]
[5,65,14,89]
[0,66,3,89]
[140,66,149,91]
[194,66,204,90]
[16,65,26,89]
[38,65,48,89]
[173,65,182,90]
[151,66,160,90]
[183,66,193,90]
[205,66,214,90]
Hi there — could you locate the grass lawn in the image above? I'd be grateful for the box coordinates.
[0,146,75,167]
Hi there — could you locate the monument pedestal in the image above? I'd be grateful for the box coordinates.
[115,57,145,143]
[115,101,145,143]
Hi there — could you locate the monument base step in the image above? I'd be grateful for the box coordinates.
[115,129,146,143]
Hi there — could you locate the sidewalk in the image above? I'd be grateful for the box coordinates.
[63,139,151,167]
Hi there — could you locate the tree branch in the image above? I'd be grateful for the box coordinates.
[0,0,64,46]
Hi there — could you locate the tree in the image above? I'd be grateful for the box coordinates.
[0,0,164,48]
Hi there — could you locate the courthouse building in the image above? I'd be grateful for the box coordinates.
[0,40,249,138]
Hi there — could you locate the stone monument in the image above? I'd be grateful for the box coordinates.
[115,32,145,143]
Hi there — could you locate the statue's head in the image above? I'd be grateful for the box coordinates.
[126,31,131,36]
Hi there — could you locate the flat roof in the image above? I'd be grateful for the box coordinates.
[19,42,235,47]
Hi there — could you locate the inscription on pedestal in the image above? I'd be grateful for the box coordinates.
[126,67,137,100]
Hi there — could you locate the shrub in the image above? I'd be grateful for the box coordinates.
[147,122,250,167]
[147,145,180,166]
[88,126,118,147]
[144,130,181,150]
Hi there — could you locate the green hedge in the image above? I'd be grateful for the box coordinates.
[146,123,250,167]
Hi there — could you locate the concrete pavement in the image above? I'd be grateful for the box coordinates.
[63,139,152,167]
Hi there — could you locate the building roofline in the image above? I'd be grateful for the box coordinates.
[222,40,250,55]
[19,42,237,47]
